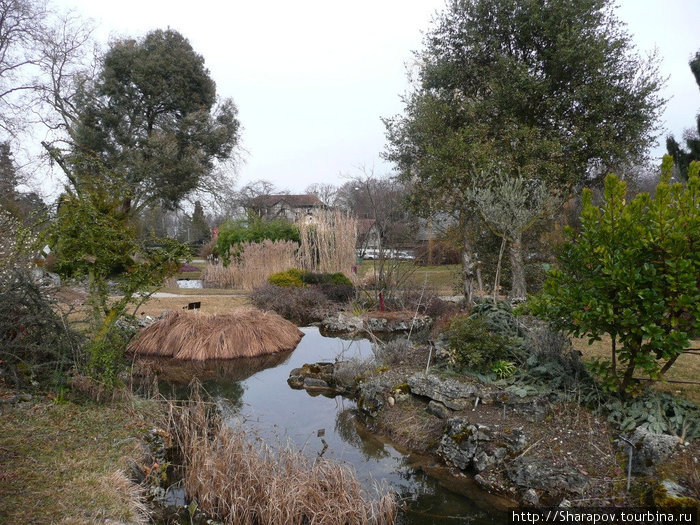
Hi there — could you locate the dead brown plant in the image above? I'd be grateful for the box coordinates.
[127,309,303,360]
[167,384,398,524]
[297,209,357,276]
[202,240,299,290]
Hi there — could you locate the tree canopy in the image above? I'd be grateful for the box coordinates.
[384,0,665,303]
[69,29,240,213]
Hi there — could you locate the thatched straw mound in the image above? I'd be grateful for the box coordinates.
[128,309,304,360]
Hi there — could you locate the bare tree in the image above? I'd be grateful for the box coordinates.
[305,182,338,207]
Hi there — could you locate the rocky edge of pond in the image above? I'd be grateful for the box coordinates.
[320,311,432,334]
[288,360,700,509]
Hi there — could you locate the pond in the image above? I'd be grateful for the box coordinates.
[176,278,203,289]
[148,327,510,524]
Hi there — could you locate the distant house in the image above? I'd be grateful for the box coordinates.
[248,194,325,222]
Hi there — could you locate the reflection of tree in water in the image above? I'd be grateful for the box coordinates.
[335,408,390,461]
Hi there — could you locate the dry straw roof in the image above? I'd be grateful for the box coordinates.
[128,309,304,361]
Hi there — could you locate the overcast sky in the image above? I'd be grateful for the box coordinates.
[52,0,700,194]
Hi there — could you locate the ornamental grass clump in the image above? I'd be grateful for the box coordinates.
[127,309,303,360]
[202,239,298,290]
[167,384,398,525]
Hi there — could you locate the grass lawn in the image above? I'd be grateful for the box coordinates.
[136,293,251,317]
[356,261,461,295]
[573,335,700,404]
[0,395,161,524]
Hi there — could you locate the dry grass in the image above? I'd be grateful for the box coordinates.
[298,209,358,275]
[136,294,250,317]
[203,240,298,290]
[127,309,304,360]
[167,385,398,525]
[573,335,700,404]
[0,396,156,524]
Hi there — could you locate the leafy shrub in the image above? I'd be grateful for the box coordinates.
[604,391,700,442]
[216,215,300,264]
[250,284,336,325]
[268,268,305,287]
[266,269,354,302]
[470,300,522,336]
[446,316,515,372]
[301,271,353,286]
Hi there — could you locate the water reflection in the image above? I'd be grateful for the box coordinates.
[139,327,509,525]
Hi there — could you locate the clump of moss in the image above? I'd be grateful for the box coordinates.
[451,425,473,445]
[393,383,410,395]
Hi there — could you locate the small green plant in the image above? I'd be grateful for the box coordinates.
[491,360,516,379]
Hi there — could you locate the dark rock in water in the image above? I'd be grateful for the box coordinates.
[288,362,340,393]
[303,377,330,389]
[427,400,452,419]
[506,457,589,496]
[408,373,484,410]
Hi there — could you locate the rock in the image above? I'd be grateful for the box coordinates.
[287,375,304,389]
[438,418,502,472]
[661,480,687,499]
[503,428,528,453]
[522,488,539,506]
[287,363,339,392]
[321,313,364,332]
[407,373,484,410]
[387,396,395,407]
[427,400,452,419]
[625,427,680,475]
[357,376,394,418]
[506,457,589,496]
[303,377,330,389]
[322,312,432,333]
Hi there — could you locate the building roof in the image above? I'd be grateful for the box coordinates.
[250,194,324,208]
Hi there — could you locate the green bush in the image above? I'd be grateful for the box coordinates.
[268,268,305,287]
[216,214,300,264]
[446,316,515,373]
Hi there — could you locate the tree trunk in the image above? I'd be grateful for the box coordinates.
[494,237,506,304]
[461,230,475,310]
[508,235,527,301]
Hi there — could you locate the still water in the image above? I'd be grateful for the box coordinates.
[153,327,510,524]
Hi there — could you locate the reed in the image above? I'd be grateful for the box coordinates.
[202,240,298,290]
[127,309,303,360]
[297,209,358,276]
[167,385,397,525]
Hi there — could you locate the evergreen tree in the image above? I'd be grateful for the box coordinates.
[384,0,664,304]
[666,51,700,182]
